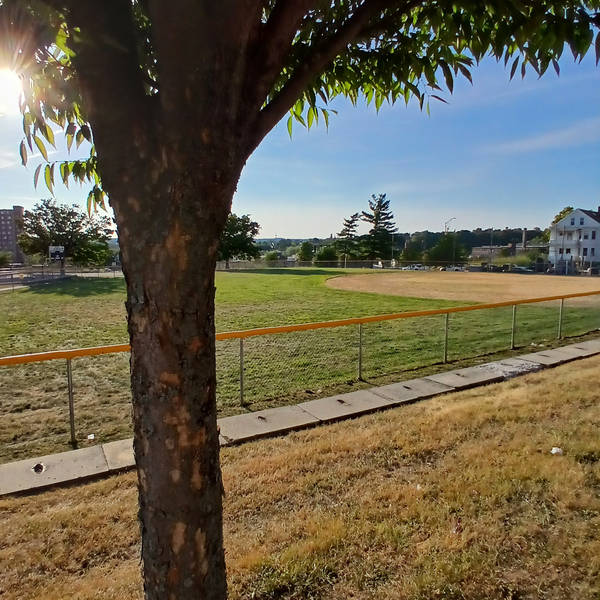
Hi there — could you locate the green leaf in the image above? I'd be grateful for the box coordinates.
[457,63,473,84]
[439,61,454,93]
[60,162,70,187]
[509,57,519,80]
[596,31,600,66]
[66,133,74,152]
[430,94,448,104]
[286,115,293,138]
[44,164,54,195]
[307,106,314,129]
[19,141,27,166]
[43,124,56,147]
[33,164,42,189]
[33,135,48,161]
[80,124,92,142]
[76,130,84,148]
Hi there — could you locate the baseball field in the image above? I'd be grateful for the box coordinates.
[1,268,599,463]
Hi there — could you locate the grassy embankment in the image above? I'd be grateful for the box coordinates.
[1,356,600,599]
[0,268,598,463]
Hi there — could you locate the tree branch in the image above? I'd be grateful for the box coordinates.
[248,0,421,151]
[57,0,155,153]
[243,1,316,114]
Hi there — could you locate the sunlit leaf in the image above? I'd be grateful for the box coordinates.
[44,164,54,195]
[33,135,48,161]
[33,164,42,189]
[19,141,27,166]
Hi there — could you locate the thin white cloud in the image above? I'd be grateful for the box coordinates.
[485,116,600,154]
[0,148,59,170]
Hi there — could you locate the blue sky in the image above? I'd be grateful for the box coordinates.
[0,54,598,238]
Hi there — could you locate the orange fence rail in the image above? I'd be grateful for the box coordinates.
[2,288,599,450]
[1,289,599,366]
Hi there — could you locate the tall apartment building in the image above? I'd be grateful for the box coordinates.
[0,205,24,263]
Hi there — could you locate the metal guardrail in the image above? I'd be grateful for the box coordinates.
[1,288,600,448]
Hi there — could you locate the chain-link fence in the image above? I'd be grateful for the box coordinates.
[1,290,600,463]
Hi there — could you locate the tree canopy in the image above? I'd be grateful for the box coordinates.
[424,232,468,264]
[217,213,260,267]
[3,2,599,202]
[18,198,113,262]
[552,206,575,224]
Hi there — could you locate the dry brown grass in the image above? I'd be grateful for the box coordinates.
[327,271,600,303]
[2,357,600,599]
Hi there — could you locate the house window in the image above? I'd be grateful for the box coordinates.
[571,218,575,225]
[559,248,564,254]
[566,248,571,254]
[583,248,588,256]
[567,232,572,240]
[592,248,596,257]
[593,231,597,240]
[584,233,589,239]
[580,217,585,225]
[559,231,563,236]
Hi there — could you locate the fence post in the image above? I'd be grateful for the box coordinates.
[239,338,245,405]
[510,305,517,350]
[66,359,77,448]
[443,312,449,363]
[358,323,363,380]
[558,298,564,339]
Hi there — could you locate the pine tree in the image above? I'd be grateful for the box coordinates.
[337,212,360,260]
[361,194,397,259]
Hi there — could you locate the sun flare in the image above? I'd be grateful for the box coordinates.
[0,69,23,116]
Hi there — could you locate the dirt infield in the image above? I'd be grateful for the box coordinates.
[326,271,600,303]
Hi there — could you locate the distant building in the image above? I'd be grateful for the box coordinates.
[0,205,24,263]
[548,207,600,271]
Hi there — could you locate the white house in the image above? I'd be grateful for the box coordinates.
[548,207,600,271]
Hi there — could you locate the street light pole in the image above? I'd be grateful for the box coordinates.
[444,217,456,234]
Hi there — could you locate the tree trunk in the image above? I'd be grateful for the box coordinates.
[114,172,237,600]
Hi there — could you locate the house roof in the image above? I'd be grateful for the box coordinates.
[579,209,600,223]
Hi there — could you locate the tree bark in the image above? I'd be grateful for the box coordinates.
[112,167,239,599]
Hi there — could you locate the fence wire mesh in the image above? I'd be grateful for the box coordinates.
[447,306,514,360]
[362,315,443,380]
[514,300,561,347]
[562,294,600,338]
[2,291,600,463]
[217,326,359,413]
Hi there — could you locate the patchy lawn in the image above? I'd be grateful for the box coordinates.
[2,356,600,599]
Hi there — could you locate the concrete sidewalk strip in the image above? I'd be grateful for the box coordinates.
[298,389,394,422]
[570,339,600,352]
[102,438,135,470]
[218,405,319,444]
[552,344,600,358]
[518,348,580,366]
[372,377,454,404]
[484,357,542,379]
[0,446,108,495]
[3,338,600,496]
[425,365,504,390]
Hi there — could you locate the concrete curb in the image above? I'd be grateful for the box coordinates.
[1,339,598,496]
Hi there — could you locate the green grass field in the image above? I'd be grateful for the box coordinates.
[1,268,599,463]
